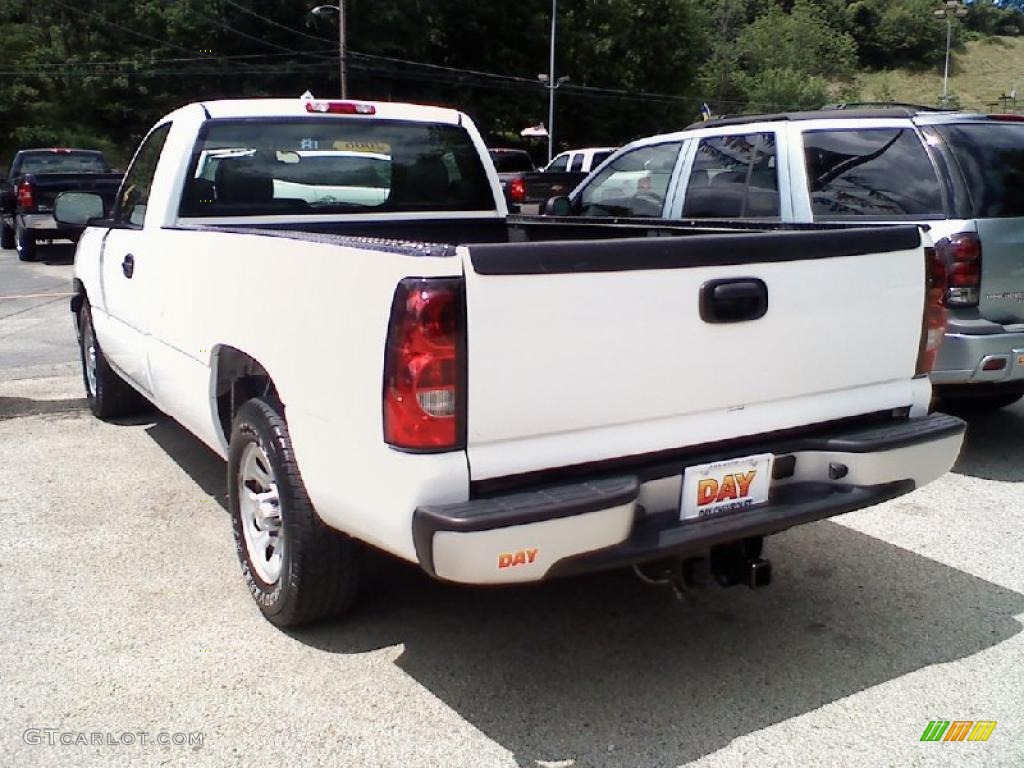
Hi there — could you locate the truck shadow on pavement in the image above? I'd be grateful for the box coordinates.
[143,417,228,510]
[947,403,1024,482]
[139,413,1024,766]
[289,528,1024,767]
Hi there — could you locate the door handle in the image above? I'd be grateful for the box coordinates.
[122,253,135,279]
[700,278,768,323]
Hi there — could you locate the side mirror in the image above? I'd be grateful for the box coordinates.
[54,191,104,227]
[543,196,574,216]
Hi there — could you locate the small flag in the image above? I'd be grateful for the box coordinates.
[700,102,712,121]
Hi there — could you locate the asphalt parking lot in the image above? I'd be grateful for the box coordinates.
[1,242,1022,767]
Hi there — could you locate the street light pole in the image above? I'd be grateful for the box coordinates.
[934,1,968,107]
[338,1,347,98]
[942,12,952,103]
[312,3,347,98]
[547,0,557,163]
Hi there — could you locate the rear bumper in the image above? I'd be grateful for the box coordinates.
[413,413,965,585]
[932,325,1024,386]
[15,213,82,238]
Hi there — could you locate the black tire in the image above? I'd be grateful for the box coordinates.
[77,300,147,419]
[0,223,13,250]
[15,221,36,261]
[940,393,1023,413]
[228,398,361,627]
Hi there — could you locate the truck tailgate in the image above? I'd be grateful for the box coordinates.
[462,226,927,480]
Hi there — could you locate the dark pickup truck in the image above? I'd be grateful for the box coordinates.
[0,148,123,261]
[503,146,615,211]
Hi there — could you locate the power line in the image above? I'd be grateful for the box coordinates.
[16,49,338,72]
[221,0,335,45]
[185,6,301,54]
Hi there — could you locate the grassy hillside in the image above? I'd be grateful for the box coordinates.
[855,36,1024,111]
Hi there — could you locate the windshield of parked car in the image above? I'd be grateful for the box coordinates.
[489,151,535,173]
[179,118,496,217]
[932,121,1024,218]
[16,151,110,175]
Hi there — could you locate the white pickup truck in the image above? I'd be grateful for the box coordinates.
[60,98,965,627]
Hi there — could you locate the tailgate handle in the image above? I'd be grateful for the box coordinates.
[700,278,768,323]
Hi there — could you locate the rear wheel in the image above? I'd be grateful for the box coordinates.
[15,222,36,261]
[228,398,362,627]
[0,223,13,250]
[77,301,147,419]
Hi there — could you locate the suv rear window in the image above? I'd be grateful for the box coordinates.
[803,128,944,218]
[932,122,1024,218]
[180,118,496,217]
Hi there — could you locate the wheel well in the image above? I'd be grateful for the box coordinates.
[213,346,279,444]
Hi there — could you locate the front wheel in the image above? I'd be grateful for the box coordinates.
[78,301,147,419]
[15,222,36,261]
[228,398,362,627]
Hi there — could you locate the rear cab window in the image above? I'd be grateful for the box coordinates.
[489,150,534,173]
[15,151,110,175]
[801,127,945,219]
[179,118,496,218]
[928,120,1024,218]
[681,133,780,218]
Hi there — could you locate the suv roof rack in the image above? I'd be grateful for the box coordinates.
[820,101,946,112]
[685,103,965,130]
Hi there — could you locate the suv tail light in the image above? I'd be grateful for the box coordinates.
[16,181,35,212]
[508,177,526,204]
[383,277,466,451]
[917,246,948,376]
[935,232,981,307]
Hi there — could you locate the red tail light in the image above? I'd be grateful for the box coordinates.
[917,246,948,376]
[508,177,526,204]
[383,277,465,451]
[16,181,35,212]
[935,232,981,307]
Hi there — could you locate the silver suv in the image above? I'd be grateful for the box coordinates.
[560,106,1024,410]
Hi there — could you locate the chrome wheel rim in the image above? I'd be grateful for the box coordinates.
[238,441,284,584]
[83,318,98,396]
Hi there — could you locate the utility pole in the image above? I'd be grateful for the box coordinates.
[311,3,347,98]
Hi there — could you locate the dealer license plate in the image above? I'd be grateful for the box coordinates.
[680,453,774,521]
